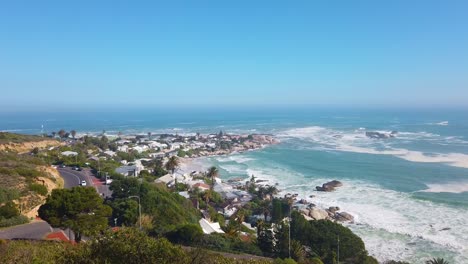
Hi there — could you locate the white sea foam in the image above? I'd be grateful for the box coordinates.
[280,179,468,263]
[228,156,468,262]
[420,182,468,193]
[215,155,254,164]
[278,126,468,169]
[437,121,449,126]
[219,164,246,174]
[209,143,468,262]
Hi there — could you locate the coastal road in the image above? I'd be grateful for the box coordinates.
[58,167,91,188]
[58,167,112,198]
[0,221,52,240]
[0,167,106,241]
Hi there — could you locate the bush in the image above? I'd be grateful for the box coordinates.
[29,183,48,196]
[0,188,20,204]
[291,212,371,264]
[167,224,203,244]
[196,233,263,256]
[273,258,297,264]
[0,202,20,219]
[0,215,29,228]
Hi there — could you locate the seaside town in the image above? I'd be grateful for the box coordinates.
[57,130,354,227]
[0,130,370,264]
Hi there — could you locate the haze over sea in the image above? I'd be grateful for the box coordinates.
[2,107,468,263]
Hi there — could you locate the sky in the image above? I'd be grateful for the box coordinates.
[1,0,468,111]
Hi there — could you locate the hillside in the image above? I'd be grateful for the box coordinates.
[0,151,63,226]
[0,132,62,153]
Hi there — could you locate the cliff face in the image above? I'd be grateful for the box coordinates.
[0,139,63,153]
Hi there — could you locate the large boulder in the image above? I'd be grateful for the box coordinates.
[309,208,329,220]
[334,212,354,222]
[366,131,398,139]
[316,180,343,192]
[300,208,310,216]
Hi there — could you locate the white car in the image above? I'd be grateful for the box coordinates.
[80,180,87,186]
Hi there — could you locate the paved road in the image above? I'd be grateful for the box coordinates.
[0,167,106,241]
[58,167,111,198]
[58,167,91,188]
[0,221,52,240]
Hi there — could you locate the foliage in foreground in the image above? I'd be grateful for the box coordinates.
[0,228,275,264]
[38,187,112,242]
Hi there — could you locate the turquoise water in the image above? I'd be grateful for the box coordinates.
[2,108,468,262]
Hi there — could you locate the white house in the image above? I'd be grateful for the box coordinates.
[155,174,174,185]
[117,145,129,152]
[199,218,224,234]
[61,151,78,157]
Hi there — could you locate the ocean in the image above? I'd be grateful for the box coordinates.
[1,107,468,263]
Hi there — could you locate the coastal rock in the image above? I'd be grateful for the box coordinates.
[300,208,310,216]
[328,206,340,213]
[365,131,398,139]
[316,180,343,192]
[334,212,354,222]
[309,208,329,220]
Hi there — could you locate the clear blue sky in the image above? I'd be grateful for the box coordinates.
[1,0,467,110]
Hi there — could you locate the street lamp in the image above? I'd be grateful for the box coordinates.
[128,195,142,230]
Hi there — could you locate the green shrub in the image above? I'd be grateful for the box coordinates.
[29,183,48,196]
[167,224,203,244]
[0,202,20,219]
[0,215,29,228]
[0,188,20,204]
[196,233,263,256]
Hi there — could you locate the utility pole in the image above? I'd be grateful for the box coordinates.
[337,235,340,264]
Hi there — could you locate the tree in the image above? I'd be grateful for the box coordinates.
[109,177,140,199]
[426,258,449,264]
[70,130,77,139]
[63,228,189,264]
[207,166,219,190]
[57,129,66,139]
[257,220,275,256]
[165,156,179,175]
[203,190,212,204]
[109,199,139,226]
[38,187,112,242]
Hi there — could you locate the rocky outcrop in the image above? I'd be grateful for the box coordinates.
[334,212,354,222]
[316,180,343,192]
[309,208,329,220]
[365,131,398,139]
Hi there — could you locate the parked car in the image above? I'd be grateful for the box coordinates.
[105,176,113,185]
[59,164,66,168]
[80,180,87,186]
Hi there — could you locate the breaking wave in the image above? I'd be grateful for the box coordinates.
[277,126,468,169]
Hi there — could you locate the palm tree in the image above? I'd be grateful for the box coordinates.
[165,156,179,175]
[260,200,271,221]
[206,166,219,190]
[51,131,56,138]
[57,129,66,139]
[148,132,152,140]
[203,190,212,204]
[71,130,77,139]
[426,258,449,264]
[265,185,278,199]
